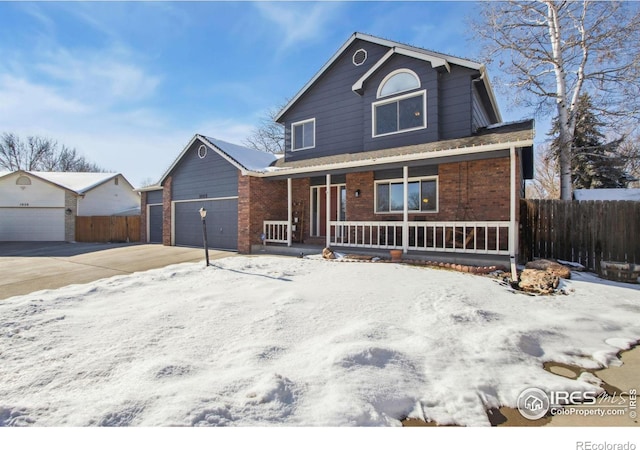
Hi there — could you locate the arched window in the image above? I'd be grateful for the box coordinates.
[16,175,31,186]
[377,69,420,98]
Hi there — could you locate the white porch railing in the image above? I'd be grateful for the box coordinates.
[263,220,289,244]
[330,220,511,255]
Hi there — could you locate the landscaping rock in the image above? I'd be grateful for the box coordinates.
[322,248,335,259]
[525,259,571,279]
[518,269,560,294]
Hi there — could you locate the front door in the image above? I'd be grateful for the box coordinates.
[310,185,346,237]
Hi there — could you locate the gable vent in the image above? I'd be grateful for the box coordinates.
[198,144,207,159]
[352,48,367,66]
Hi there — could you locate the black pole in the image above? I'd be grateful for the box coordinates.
[202,216,210,267]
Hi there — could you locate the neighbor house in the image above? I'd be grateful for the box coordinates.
[143,32,534,267]
[0,171,140,241]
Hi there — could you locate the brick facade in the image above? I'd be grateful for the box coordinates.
[238,173,287,253]
[155,153,519,253]
[162,176,172,246]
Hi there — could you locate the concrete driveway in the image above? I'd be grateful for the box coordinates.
[0,242,234,300]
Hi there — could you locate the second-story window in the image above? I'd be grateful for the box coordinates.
[373,91,426,137]
[373,69,426,138]
[292,118,315,151]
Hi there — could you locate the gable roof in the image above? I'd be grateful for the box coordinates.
[159,134,278,184]
[264,120,533,177]
[0,170,127,194]
[29,171,121,194]
[275,32,501,122]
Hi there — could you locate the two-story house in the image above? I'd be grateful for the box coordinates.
[144,32,534,268]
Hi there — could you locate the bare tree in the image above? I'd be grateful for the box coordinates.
[618,132,640,188]
[474,1,640,200]
[526,144,561,199]
[0,133,104,172]
[243,105,286,154]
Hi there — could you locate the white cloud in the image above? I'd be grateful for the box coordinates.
[254,2,344,52]
[35,47,161,105]
[0,74,90,121]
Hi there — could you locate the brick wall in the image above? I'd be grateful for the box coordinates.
[140,191,148,243]
[342,156,513,223]
[162,176,172,246]
[346,172,375,221]
[437,158,511,221]
[238,174,287,253]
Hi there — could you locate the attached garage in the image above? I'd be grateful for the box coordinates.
[0,208,65,241]
[151,134,275,251]
[173,199,238,250]
[148,204,163,244]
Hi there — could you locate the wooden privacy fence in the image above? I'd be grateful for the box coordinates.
[76,216,141,243]
[520,199,640,272]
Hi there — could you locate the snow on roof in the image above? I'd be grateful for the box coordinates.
[201,136,277,172]
[29,171,119,194]
[574,189,640,201]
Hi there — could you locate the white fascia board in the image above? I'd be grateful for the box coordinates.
[352,47,451,94]
[136,185,163,193]
[197,135,252,175]
[158,134,201,185]
[352,48,395,94]
[275,33,359,122]
[355,32,481,71]
[480,66,503,123]
[253,138,534,178]
[394,47,450,72]
[159,134,254,184]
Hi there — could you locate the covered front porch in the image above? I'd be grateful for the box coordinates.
[261,156,516,266]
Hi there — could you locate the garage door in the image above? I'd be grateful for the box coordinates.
[148,205,163,243]
[0,208,65,241]
[174,199,238,250]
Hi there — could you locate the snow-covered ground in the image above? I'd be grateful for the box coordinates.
[1,255,639,427]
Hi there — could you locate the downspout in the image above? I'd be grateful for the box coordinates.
[326,174,331,249]
[509,145,518,281]
[287,178,292,247]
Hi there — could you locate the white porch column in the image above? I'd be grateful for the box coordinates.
[509,145,518,281]
[325,174,331,248]
[287,177,292,247]
[402,166,409,253]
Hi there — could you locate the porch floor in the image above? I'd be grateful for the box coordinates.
[251,243,510,268]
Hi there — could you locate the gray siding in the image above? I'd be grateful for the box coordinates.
[471,83,491,132]
[439,65,475,140]
[146,190,163,204]
[174,199,238,250]
[362,54,439,152]
[171,140,238,201]
[281,37,484,163]
[282,40,390,162]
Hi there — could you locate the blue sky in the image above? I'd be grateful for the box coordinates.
[0,1,538,187]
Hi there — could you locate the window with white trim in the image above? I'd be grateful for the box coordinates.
[375,177,438,213]
[291,118,315,151]
[373,90,426,137]
[377,69,420,98]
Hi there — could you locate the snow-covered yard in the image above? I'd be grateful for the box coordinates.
[1,255,639,426]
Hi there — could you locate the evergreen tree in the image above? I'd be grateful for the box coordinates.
[550,94,631,190]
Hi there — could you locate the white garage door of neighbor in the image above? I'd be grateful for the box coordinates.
[0,208,65,241]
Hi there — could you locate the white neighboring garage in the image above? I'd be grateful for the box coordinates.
[0,171,140,242]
